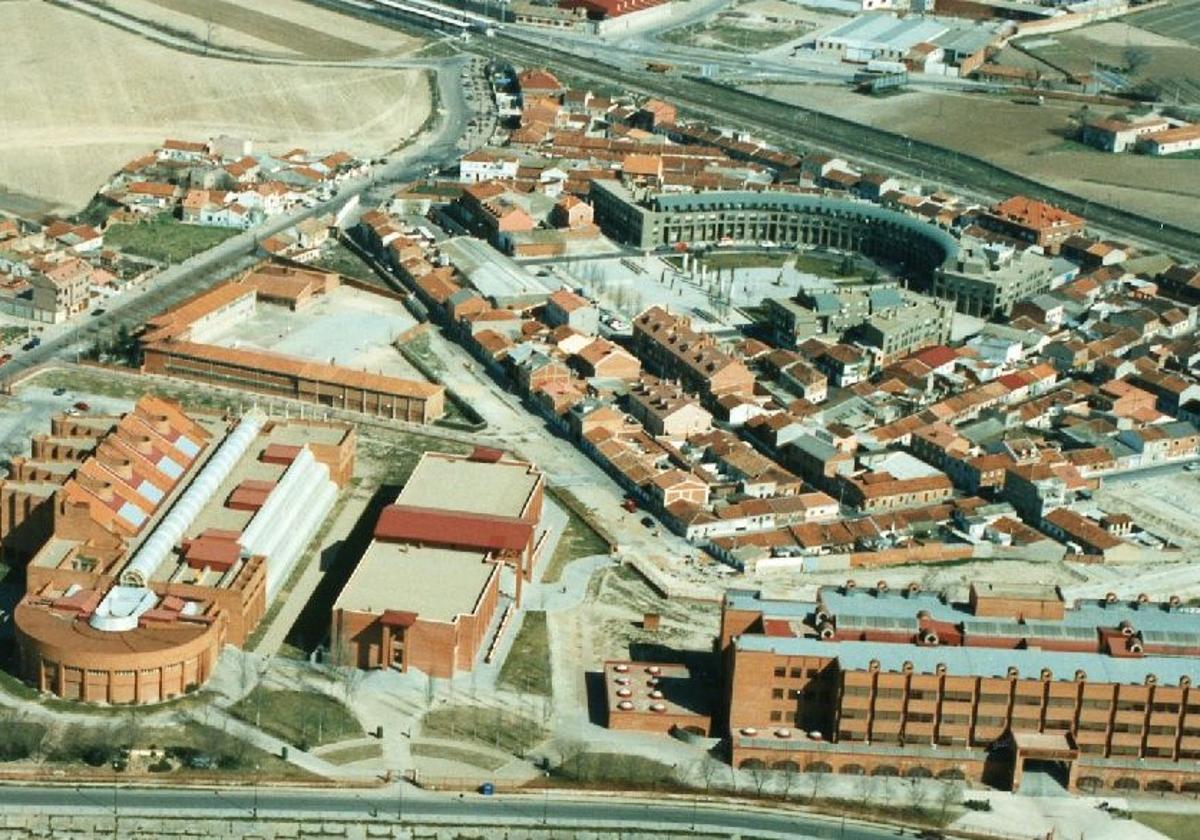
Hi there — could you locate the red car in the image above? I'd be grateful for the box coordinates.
[73,401,90,412]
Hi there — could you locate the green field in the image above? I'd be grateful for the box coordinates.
[104,214,239,263]
[541,507,610,584]
[498,612,552,697]
[230,688,362,750]
[420,705,546,757]
[1128,0,1200,47]
[1135,812,1194,840]
[312,242,386,286]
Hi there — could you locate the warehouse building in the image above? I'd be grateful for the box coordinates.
[10,397,355,703]
[331,449,546,679]
[721,583,1200,793]
[812,13,1006,76]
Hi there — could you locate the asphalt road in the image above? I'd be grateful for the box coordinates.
[475,31,1200,263]
[0,50,475,387]
[0,784,908,839]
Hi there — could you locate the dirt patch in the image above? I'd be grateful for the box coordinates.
[144,0,376,59]
[745,81,1200,233]
[0,0,430,213]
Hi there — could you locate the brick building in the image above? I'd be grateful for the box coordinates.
[10,398,355,703]
[331,449,545,679]
[721,584,1200,794]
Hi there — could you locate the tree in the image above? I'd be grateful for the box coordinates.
[838,254,855,277]
[697,754,723,794]
[937,779,961,821]
[1123,45,1151,77]
[905,777,931,818]
[746,762,771,797]
[807,767,829,802]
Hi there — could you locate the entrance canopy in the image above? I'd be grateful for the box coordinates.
[1011,730,1079,762]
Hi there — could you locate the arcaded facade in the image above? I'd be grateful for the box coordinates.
[721,583,1200,794]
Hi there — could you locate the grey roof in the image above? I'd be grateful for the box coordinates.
[649,191,960,266]
[811,292,842,314]
[868,287,905,312]
[734,635,1200,685]
[789,433,840,462]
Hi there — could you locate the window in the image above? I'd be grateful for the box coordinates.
[908,713,934,723]
[790,667,803,679]
[770,711,782,722]
[772,688,784,699]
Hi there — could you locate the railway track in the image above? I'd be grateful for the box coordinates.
[477,33,1200,262]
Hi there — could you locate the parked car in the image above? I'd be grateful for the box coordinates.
[640,516,655,528]
[73,401,90,412]
[53,388,66,396]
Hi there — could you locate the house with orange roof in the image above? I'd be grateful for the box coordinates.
[979,196,1085,252]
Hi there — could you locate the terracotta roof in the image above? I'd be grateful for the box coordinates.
[374,504,532,553]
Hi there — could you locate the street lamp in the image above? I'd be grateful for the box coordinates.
[252,763,261,819]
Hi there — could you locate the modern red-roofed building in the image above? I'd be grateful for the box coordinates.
[980,196,1085,252]
[332,450,546,678]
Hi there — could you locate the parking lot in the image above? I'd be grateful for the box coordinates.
[1092,470,1200,553]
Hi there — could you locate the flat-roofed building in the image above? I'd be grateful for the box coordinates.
[331,449,545,679]
[722,583,1200,794]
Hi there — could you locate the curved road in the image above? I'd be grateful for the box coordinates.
[0,783,911,839]
[0,32,474,387]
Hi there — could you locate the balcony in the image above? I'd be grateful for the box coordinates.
[1145,733,1177,750]
[1149,711,1181,728]
[1114,709,1147,726]
[1074,729,1108,746]
[906,699,938,716]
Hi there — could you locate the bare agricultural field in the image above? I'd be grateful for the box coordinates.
[1023,28,1200,102]
[745,81,1200,233]
[1126,0,1200,48]
[0,1,430,214]
[100,0,422,58]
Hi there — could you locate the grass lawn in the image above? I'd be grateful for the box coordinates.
[358,431,471,486]
[411,741,506,771]
[320,742,383,765]
[229,688,362,750]
[794,252,864,279]
[42,720,313,780]
[420,705,547,758]
[312,242,386,286]
[25,366,252,413]
[104,214,239,263]
[541,507,609,585]
[695,251,789,270]
[497,612,552,697]
[707,24,807,51]
[552,751,676,786]
[1135,813,1193,839]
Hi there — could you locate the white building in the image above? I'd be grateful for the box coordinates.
[1138,125,1200,156]
[460,150,520,183]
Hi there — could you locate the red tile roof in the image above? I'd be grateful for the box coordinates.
[374,504,533,553]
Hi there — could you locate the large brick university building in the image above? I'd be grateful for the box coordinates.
[4,396,354,703]
[715,582,1200,794]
